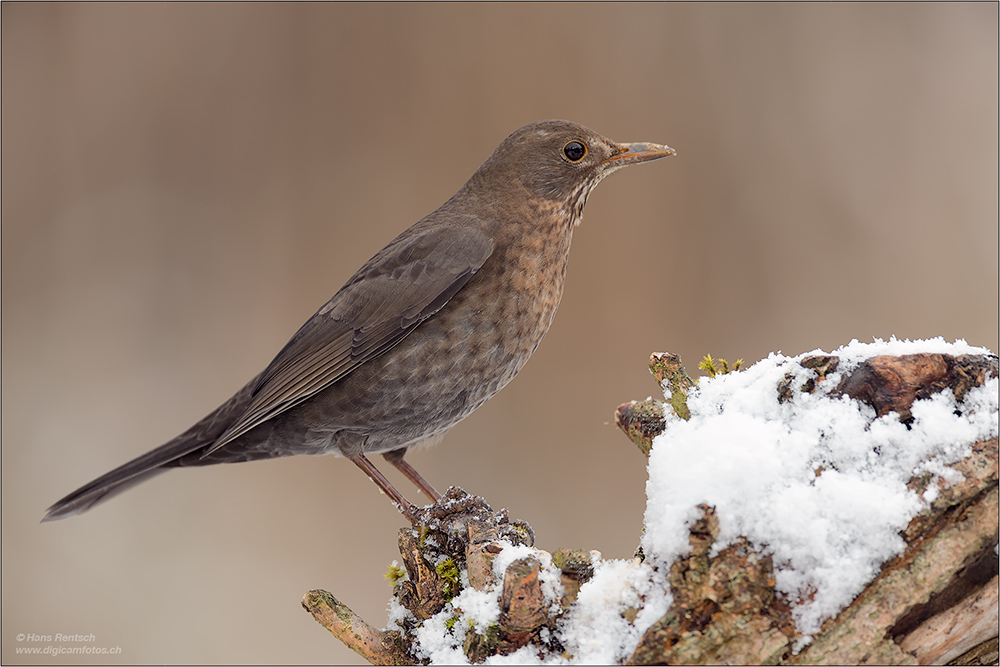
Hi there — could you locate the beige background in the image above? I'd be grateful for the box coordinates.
[3,3,997,665]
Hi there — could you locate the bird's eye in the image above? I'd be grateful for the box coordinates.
[563,141,587,162]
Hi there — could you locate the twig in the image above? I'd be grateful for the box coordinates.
[301,589,409,666]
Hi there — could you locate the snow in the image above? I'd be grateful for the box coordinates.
[397,337,997,663]
[642,337,998,643]
[392,540,672,665]
[555,558,671,664]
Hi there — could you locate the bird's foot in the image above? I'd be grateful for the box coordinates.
[405,486,533,545]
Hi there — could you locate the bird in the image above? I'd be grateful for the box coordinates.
[43,119,674,522]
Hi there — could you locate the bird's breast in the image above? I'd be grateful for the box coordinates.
[481,211,574,357]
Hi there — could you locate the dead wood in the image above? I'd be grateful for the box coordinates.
[306,351,997,664]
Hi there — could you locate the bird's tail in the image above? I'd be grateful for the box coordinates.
[42,375,261,522]
[42,464,172,522]
[41,430,218,521]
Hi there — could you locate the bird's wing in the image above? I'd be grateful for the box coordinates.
[203,221,494,455]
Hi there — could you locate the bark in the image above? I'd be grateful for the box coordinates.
[301,589,410,666]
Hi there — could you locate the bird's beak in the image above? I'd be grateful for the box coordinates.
[603,141,676,166]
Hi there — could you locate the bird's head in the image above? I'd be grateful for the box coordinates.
[466,119,675,223]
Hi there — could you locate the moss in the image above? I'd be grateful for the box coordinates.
[699,354,744,378]
[385,560,406,587]
[435,557,461,599]
[649,353,696,421]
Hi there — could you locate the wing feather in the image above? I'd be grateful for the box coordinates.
[202,220,494,455]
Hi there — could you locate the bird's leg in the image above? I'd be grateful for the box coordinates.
[382,449,443,502]
[349,454,415,518]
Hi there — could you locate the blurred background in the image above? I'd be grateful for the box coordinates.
[3,3,997,664]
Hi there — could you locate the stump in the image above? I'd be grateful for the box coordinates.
[305,348,998,664]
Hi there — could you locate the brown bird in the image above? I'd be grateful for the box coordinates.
[43,119,674,522]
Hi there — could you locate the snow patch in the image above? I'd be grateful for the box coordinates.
[642,337,997,639]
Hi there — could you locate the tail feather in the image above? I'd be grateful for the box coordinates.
[42,434,208,521]
[43,374,262,522]
[42,467,170,522]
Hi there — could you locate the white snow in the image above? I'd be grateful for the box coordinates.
[398,541,672,665]
[398,337,997,663]
[555,558,671,664]
[642,337,998,643]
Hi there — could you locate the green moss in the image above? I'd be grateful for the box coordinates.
[435,557,461,599]
[699,354,744,378]
[649,353,695,421]
[669,390,691,423]
[385,560,406,587]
